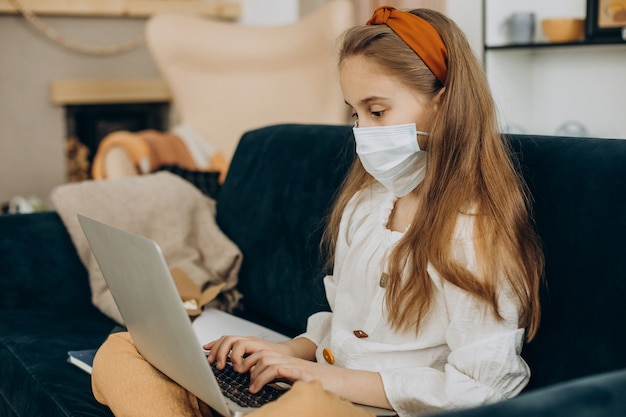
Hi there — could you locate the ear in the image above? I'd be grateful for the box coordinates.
[433,87,446,111]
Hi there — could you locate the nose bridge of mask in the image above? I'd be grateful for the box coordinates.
[354,123,420,153]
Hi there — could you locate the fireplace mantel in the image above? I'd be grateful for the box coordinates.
[50,78,170,105]
[0,0,240,19]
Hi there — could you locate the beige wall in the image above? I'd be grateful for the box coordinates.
[0,15,159,205]
[0,0,474,206]
[0,2,302,206]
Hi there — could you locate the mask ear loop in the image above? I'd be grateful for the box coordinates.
[353,120,359,128]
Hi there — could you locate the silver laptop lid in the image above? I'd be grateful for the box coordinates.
[77,214,234,416]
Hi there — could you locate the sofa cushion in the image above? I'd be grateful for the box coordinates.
[0,212,117,416]
[0,309,116,417]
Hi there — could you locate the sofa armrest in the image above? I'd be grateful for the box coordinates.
[0,212,94,314]
[427,368,626,417]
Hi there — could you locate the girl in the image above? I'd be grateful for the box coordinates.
[92,6,543,417]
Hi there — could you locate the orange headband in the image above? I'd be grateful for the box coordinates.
[367,6,448,84]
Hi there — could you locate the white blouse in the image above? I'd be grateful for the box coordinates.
[298,184,530,416]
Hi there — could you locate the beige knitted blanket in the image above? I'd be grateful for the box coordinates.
[50,172,242,325]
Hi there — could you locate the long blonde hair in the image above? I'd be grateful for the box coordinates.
[322,9,543,340]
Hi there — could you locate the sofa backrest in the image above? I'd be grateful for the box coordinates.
[216,124,355,336]
[0,212,94,314]
[216,124,626,391]
[507,134,626,390]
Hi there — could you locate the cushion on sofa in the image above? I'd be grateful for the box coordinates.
[0,212,116,417]
[0,310,115,417]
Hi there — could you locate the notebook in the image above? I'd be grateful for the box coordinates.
[67,349,97,374]
[78,214,396,417]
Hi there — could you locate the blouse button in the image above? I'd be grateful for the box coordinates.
[379,272,389,288]
[353,329,369,338]
[322,348,335,364]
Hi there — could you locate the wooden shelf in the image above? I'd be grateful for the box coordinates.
[50,78,171,105]
[485,38,626,50]
[0,0,241,19]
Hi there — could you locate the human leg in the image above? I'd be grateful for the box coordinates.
[248,379,376,417]
[91,331,212,417]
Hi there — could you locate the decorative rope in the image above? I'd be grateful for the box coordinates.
[7,0,146,56]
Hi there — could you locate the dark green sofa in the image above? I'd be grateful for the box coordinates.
[1,124,625,416]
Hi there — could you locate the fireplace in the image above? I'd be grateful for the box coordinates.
[51,78,171,181]
[64,102,169,181]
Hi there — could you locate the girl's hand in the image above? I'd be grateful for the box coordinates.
[206,337,391,409]
[236,350,340,394]
[204,335,290,371]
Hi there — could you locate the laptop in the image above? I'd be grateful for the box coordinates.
[78,214,396,417]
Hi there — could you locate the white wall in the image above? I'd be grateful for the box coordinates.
[234,0,299,25]
[484,0,626,139]
[446,0,483,58]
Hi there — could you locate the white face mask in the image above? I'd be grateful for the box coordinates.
[353,122,428,197]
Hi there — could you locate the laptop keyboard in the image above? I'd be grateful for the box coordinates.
[210,362,286,408]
